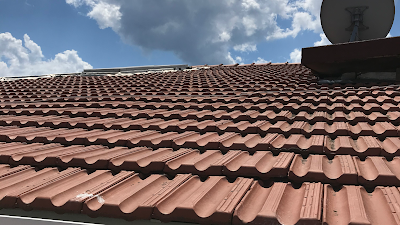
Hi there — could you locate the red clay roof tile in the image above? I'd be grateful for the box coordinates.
[223,151,294,179]
[353,156,400,187]
[289,154,357,185]
[233,181,322,225]
[153,176,253,225]
[0,63,400,224]
[323,185,400,225]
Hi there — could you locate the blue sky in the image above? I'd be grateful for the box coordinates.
[0,0,399,76]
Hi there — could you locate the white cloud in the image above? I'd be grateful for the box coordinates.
[219,32,231,42]
[66,0,121,30]
[65,0,83,7]
[87,1,121,30]
[255,57,270,64]
[266,1,322,41]
[66,0,326,65]
[295,0,322,17]
[288,29,330,63]
[242,0,261,10]
[289,48,302,63]
[233,43,257,52]
[292,12,320,32]
[227,52,244,64]
[288,31,330,63]
[0,32,92,77]
[314,33,331,46]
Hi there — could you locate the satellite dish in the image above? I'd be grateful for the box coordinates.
[321,0,395,44]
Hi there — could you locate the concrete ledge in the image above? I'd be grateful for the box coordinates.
[302,36,400,77]
[397,68,400,80]
[0,208,195,225]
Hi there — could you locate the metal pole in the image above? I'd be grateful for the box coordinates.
[346,6,368,42]
[350,21,359,42]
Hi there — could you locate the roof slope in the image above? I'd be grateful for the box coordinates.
[0,63,399,224]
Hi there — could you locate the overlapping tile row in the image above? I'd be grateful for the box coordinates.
[6,164,400,225]
[0,126,322,152]
[0,141,386,185]
[0,142,293,179]
[4,96,400,113]
[1,126,400,156]
[0,65,312,89]
[3,107,400,129]
[0,78,397,96]
[1,115,400,138]
[0,164,310,224]
[11,165,400,225]
[4,90,400,107]
[0,64,315,97]
[3,141,400,187]
[2,81,399,101]
[0,87,311,94]
[4,81,398,94]
[0,70,393,100]
[0,104,393,123]
[2,87,400,101]
[2,85,400,104]
[165,150,294,179]
[0,82,393,94]
[3,62,400,225]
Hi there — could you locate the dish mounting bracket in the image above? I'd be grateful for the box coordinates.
[346,6,369,42]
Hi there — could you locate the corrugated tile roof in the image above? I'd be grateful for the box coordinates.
[0,63,399,224]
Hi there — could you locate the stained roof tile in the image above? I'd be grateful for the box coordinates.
[354,156,400,186]
[271,134,324,154]
[153,176,253,225]
[289,154,357,184]
[324,136,382,156]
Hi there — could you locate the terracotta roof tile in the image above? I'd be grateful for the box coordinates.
[164,149,228,176]
[323,185,400,225]
[381,138,400,157]
[289,154,358,185]
[0,63,400,223]
[324,136,382,156]
[233,181,322,225]
[16,169,134,213]
[353,156,400,187]
[83,173,192,221]
[57,146,143,169]
[153,176,253,224]
[271,134,324,154]
[223,151,294,179]
[109,148,184,173]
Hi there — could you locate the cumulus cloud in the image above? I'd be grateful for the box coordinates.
[0,32,92,77]
[289,48,302,63]
[295,0,322,17]
[227,52,244,65]
[314,33,331,46]
[66,0,121,30]
[288,31,331,63]
[254,57,270,64]
[233,43,257,53]
[67,0,323,65]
